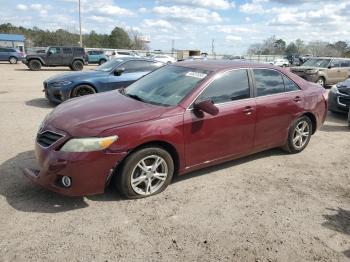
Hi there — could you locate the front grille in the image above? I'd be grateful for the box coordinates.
[338,89,350,96]
[37,131,63,148]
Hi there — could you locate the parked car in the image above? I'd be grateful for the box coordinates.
[290,57,350,87]
[273,58,289,67]
[153,54,176,64]
[328,78,350,114]
[24,61,327,198]
[87,50,109,65]
[0,47,24,64]
[22,46,88,71]
[43,57,164,104]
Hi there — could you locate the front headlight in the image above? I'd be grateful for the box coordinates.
[331,85,339,93]
[51,81,73,87]
[306,69,318,74]
[61,136,118,152]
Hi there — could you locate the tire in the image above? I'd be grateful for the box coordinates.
[9,57,18,64]
[28,59,42,71]
[115,147,174,199]
[283,116,312,154]
[71,85,96,97]
[98,59,107,65]
[316,77,325,87]
[71,60,84,71]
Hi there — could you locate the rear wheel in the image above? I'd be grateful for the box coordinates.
[71,60,84,71]
[28,59,42,71]
[71,85,96,97]
[284,116,312,154]
[316,77,325,87]
[9,57,18,64]
[98,59,107,65]
[115,147,174,199]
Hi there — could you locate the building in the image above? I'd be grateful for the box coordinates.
[0,33,25,53]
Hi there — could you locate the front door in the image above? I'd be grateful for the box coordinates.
[46,47,62,65]
[184,69,256,168]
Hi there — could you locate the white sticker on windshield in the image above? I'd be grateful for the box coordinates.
[186,72,207,79]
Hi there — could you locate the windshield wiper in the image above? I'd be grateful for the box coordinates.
[124,93,145,102]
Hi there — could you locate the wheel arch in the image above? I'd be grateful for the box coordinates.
[113,140,180,178]
[28,57,44,65]
[302,112,317,134]
[71,58,84,65]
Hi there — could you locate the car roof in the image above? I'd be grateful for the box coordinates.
[176,60,278,72]
[115,57,162,63]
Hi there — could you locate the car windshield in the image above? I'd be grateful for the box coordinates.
[302,59,330,68]
[123,65,211,106]
[95,58,125,72]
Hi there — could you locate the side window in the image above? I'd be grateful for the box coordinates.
[197,69,250,104]
[254,69,285,96]
[283,75,300,92]
[63,48,73,54]
[121,61,162,73]
[87,51,93,55]
[48,47,61,54]
[0,48,5,52]
[74,48,84,55]
[330,60,340,67]
[340,60,350,67]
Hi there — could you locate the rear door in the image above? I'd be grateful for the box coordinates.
[62,48,73,65]
[253,69,304,151]
[184,69,256,168]
[327,59,344,84]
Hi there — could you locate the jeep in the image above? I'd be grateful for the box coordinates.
[23,46,88,71]
[290,57,350,87]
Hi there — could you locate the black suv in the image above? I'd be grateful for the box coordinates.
[23,46,88,71]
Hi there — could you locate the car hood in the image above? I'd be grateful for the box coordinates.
[45,70,107,82]
[337,79,350,94]
[45,91,168,137]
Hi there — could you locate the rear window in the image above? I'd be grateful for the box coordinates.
[74,48,85,55]
[63,48,73,54]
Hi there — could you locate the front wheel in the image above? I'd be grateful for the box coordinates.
[71,85,96,97]
[98,59,107,65]
[28,59,42,71]
[115,147,174,199]
[284,116,312,154]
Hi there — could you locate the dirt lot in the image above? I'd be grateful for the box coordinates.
[0,62,349,262]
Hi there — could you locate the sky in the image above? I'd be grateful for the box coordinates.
[0,0,350,54]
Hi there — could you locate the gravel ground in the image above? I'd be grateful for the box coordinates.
[0,62,349,262]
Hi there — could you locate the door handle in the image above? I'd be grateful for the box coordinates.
[242,106,253,115]
[293,96,302,102]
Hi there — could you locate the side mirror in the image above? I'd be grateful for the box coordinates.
[114,68,125,76]
[328,65,332,69]
[48,51,53,55]
[193,99,219,116]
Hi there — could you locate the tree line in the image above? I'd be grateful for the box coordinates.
[247,36,350,57]
[0,23,148,50]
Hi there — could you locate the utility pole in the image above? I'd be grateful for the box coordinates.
[79,0,82,47]
[211,39,215,59]
[171,39,175,55]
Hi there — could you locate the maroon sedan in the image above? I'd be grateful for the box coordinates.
[24,61,327,198]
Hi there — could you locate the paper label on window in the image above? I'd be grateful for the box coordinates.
[186,72,207,79]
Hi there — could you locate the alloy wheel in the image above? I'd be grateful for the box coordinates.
[9,57,17,64]
[74,86,95,97]
[130,155,168,195]
[317,78,324,87]
[292,120,310,149]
